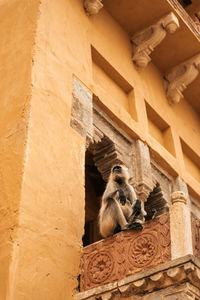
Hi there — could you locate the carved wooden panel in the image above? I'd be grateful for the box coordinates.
[191,213,200,259]
[80,213,171,291]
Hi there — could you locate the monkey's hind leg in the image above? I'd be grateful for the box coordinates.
[113,199,129,231]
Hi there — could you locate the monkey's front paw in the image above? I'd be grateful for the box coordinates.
[134,199,141,216]
[120,197,126,205]
[117,189,126,205]
[127,222,143,230]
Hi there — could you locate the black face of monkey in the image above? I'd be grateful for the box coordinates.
[112,165,124,185]
[112,165,122,174]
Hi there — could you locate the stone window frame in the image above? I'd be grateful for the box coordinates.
[70,76,180,245]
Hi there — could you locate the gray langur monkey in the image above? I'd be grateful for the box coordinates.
[99,165,146,238]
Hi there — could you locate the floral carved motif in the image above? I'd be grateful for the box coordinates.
[87,252,114,283]
[128,233,158,268]
[80,213,171,291]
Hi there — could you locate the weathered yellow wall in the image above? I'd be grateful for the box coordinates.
[7,1,87,299]
[0,0,40,298]
[0,0,200,299]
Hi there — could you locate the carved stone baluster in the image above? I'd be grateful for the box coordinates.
[164,53,200,104]
[131,12,179,68]
[83,0,103,16]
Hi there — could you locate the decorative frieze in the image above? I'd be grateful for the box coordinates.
[75,255,200,300]
[83,0,103,16]
[131,12,179,68]
[79,213,171,292]
[164,53,200,104]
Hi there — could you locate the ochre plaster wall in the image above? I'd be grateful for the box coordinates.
[7,1,87,299]
[0,0,200,299]
[0,0,40,298]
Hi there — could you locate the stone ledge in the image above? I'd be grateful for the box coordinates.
[75,255,200,300]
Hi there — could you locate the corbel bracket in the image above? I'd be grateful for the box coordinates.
[164,53,200,104]
[131,12,179,68]
[83,0,103,16]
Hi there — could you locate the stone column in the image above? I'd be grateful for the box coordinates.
[135,140,154,201]
[170,191,193,259]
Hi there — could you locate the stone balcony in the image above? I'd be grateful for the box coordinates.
[76,208,200,299]
[80,213,171,292]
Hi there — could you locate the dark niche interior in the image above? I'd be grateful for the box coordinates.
[82,149,106,247]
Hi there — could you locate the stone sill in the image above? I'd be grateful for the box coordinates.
[75,255,200,300]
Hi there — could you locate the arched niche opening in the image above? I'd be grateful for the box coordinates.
[82,148,106,247]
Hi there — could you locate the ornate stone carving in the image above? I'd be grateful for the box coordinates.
[90,105,135,182]
[191,214,200,259]
[145,182,167,220]
[80,213,171,291]
[92,136,127,182]
[131,12,179,68]
[83,0,103,16]
[164,53,200,104]
[75,255,200,300]
[128,233,158,268]
[151,160,172,207]
[87,252,114,283]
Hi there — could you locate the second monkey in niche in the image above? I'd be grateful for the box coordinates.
[99,165,146,238]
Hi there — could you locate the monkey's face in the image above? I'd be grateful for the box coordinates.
[112,165,122,174]
[112,165,129,184]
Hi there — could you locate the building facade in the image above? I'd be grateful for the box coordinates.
[0,0,200,299]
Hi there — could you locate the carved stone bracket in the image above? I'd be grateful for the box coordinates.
[164,53,200,104]
[83,0,103,16]
[75,255,200,300]
[131,12,179,68]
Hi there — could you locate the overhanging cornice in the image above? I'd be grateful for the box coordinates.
[84,0,200,111]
